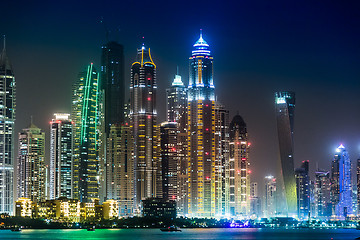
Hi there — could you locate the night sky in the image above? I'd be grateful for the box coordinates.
[1,1,360,186]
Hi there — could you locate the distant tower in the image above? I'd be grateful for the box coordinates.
[72,63,101,202]
[250,182,261,218]
[331,144,353,218]
[101,41,125,131]
[160,122,178,200]
[214,103,230,217]
[166,73,188,215]
[0,36,16,214]
[130,44,159,211]
[106,124,134,217]
[295,160,310,219]
[314,169,331,218]
[229,115,250,217]
[187,31,216,217]
[275,91,297,216]
[49,113,73,199]
[264,176,277,218]
[17,123,46,203]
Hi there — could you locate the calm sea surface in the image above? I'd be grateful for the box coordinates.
[1,228,360,240]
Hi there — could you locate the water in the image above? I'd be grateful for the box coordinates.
[1,228,360,240]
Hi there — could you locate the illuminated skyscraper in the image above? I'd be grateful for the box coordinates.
[106,124,134,217]
[72,63,101,202]
[264,176,277,218]
[314,169,331,218]
[130,44,159,211]
[214,103,230,216]
[275,91,297,216]
[0,37,16,214]
[331,144,353,218]
[166,74,187,215]
[160,122,178,200]
[49,113,73,199]
[17,123,46,203]
[229,115,250,217]
[295,160,310,219]
[187,31,216,217]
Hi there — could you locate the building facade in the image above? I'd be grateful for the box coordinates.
[275,91,297,216]
[130,44,159,212]
[166,74,188,215]
[72,63,101,202]
[264,176,277,218]
[160,122,178,200]
[314,169,331,218]
[49,113,73,200]
[295,160,310,219]
[214,103,230,217]
[106,124,134,217]
[187,32,216,217]
[17,123,46,203]
[331,144,353,218]
[0,39,16,214]
[229,115,250,217]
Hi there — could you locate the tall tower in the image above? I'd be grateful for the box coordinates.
[264,176,277,218]
[314,169,331,218]
[357,158,360,215]
[275,91,297,216]
[295,160,310,219]
[331,144,353,218]
[106,124,134,217]
[17,123,46,203]
[160,122,178,200]
[214,103,230,216]
[166,74,188,215]
[0,37,16,214]
[130,44,159,211]
[187,31,215,217]
[229,115,250,217]
[49,113,73,199]
[101,41,125,132]
[72,63,101,202]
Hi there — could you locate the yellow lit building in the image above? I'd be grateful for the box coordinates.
[15,198,32,218]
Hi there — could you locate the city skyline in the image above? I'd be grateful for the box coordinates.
[1,1,359,193]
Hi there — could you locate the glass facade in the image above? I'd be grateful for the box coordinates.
[0,42,15,214]
[275,91,297,216]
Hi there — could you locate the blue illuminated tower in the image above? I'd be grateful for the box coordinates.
[187,31,216,217]
[275,91,297,216]
[0,37,15,214]
[332,144,353,218]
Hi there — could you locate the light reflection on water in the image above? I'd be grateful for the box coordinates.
[1,228,360,240]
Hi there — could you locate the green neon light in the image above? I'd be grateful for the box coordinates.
[94,72,99,151]
[80,64,92,144]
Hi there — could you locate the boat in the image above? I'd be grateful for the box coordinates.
[11,227,22,232]
[87,226,95,231]
[160,226,181,232]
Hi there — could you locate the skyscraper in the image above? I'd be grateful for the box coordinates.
[275,91,297,216]
[331,144,353,218]
[160,122,178,200]
[314,169,331,218]
[130,44,159,211]
[17,123,46,203]
[357,158,360,215]
[264,176,277,218]
[101,41,125,131]
[106,124,134,217]
[214,103,230,217]
[295,160,310,219]
[72,63,101,202]
[49,113,73,199]
[229,115,250,217]
[250,182,261,218]
[0,37,16,214]
[166,73,188,215]
[187,32,216,217]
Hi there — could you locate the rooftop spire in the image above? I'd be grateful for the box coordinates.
[200,29,203,40]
